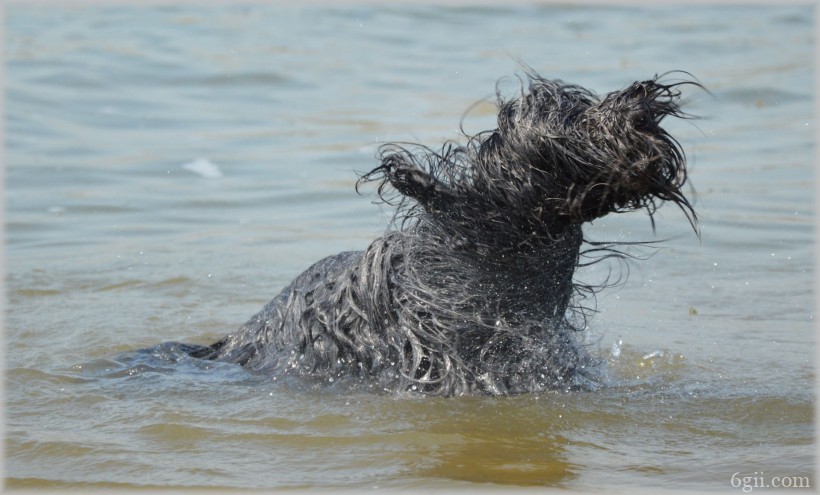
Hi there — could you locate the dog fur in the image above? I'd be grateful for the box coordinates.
[187,69,700,396]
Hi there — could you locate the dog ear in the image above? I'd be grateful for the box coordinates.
[386,160,437,200]
[374,153,455,210]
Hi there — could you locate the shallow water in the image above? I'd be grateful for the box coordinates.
[5,3,815,492]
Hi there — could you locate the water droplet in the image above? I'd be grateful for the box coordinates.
[611,339,622,357]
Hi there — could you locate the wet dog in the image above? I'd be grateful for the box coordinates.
[186,69,700,396]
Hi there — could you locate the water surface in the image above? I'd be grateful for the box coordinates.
[5,4,814,491]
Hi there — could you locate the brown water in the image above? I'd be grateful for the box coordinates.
[5,4,814,492]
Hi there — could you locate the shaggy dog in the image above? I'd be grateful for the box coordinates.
[186,69,700,396]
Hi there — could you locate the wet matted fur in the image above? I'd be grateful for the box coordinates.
[186,69,702,396]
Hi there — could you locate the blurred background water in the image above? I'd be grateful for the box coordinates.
[5,3,814,491]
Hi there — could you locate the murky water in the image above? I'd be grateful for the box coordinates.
[5,4,814,491]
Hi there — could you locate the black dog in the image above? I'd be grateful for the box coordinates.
[186,69,700,396]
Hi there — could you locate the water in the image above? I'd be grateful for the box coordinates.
[5,4,814,491]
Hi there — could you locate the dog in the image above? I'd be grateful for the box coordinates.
[185,69,701,396]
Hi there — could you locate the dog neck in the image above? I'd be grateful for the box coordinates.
[390,217,583,330]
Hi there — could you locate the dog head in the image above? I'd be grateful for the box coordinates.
[362,70,701,241]
[485,72,701,227]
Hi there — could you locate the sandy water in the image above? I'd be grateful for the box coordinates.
[5,4,814,491]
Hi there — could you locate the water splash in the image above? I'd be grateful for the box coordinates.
[181,158,223,179]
